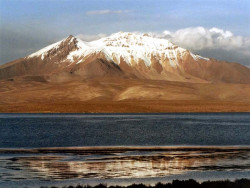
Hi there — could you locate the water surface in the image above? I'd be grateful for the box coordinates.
[0,113,250,187]
[0,113,250,147]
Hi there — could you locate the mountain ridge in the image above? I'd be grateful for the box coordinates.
[0,32,250,84]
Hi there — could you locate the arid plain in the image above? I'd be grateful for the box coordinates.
[1,76,250,113]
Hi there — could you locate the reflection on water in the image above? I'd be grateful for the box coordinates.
[1,147,250,183]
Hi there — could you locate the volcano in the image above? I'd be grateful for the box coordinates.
[1,32,250,112]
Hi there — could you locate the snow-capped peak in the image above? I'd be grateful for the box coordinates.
[27,35,89,61]
[87,32,188,67]
[27,32,209,67]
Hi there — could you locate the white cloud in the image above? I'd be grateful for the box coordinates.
[151,27,248,51]
[76,33,107,41]
[150,27,250,66]
[86,10,130,15]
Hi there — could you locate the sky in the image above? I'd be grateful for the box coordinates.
[0,0,250,66]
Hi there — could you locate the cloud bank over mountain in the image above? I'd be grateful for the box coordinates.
[151,27,250,66]
[76,33,107,42]
[155,27,246,50]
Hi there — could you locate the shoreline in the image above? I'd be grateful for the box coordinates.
[1,100,250,113]
[1,111,250,114]
[1,145,250,151]
[37,179,250,188]
[2,179,250,188]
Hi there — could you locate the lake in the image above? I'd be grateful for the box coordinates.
[0,113,250,187]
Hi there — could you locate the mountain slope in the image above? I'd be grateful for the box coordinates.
[0,32,250,83]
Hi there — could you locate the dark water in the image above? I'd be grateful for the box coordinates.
[0,113,250,187]
[0,113,250,147]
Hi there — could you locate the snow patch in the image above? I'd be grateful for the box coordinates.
[197,55,209,61]
[28,39,63,59]
[76,59,83,64]
[191,53,209,61]
[66,39,89,62]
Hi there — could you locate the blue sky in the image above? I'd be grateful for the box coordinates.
[0,0,250,65]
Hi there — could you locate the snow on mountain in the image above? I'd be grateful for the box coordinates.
[89,32,185,67]
[66,38,89,62]
[27,32,210,67]
[2,32,250,84]
[28,39,64,60]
